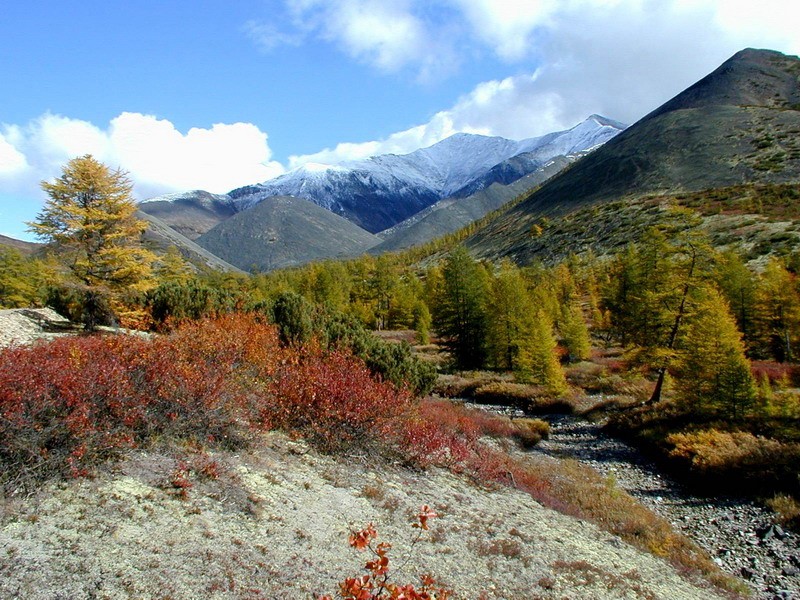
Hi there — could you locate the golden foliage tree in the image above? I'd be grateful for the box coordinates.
[29,155,155,328]
[675,287,756,419]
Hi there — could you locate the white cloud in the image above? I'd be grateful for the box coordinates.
[446,0,557,60]
[284,0,458,79]
[0,112,285,209]
[710,0,800,54]
[289,74,566,167]
[243,20,304,52]
[274,0,800,82]
[0,133,28,176]
[289,0,800,167]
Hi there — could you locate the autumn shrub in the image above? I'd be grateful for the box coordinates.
[395,408,474,469]
[472,381,538,404]
[0,316,279,486]
[511,418,550,449]
[750,360,800,385]
[767,494,800,530]
[666,429,800,493]
[533,458,741,591]
[0,335,153,482]
[263,347,414,453]
[431,372,498,398]
[0,313,421,488]
[564,360,605,389]
[319,506,450,600]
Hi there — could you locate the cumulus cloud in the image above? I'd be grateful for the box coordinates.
[282,0,459,80]
[0,112,285,207]
[288,0,800,167]
[0,133,28,176]
[275,0,800,77]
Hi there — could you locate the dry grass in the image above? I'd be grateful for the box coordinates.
[524,457,747,596]
[511,418,551,449]
[767,494,800,530]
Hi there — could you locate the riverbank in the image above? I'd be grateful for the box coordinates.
[535,414,800,600]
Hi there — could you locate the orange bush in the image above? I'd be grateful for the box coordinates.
[0,313,417,486]
[667,429,784,471]
[319,506,450,600]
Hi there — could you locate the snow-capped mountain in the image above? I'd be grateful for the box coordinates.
[225,115,625,233]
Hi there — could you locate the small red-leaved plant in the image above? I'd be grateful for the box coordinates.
[320,506,450,600]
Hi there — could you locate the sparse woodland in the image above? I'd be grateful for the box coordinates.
[4,157,800,597]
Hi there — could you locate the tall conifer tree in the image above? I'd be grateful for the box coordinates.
[29,155,155,328]
[433,247,489,369]
[675,287,756,419]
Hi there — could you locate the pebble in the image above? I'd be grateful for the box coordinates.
[530,414,800,600]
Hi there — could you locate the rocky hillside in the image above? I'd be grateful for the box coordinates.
[138,191,238,240]
[195,195,380,272]
[0,433,732,600]
[372,156,573,254]
[467,48,800,264]
[139,210,243,273]
[0,234,41,255]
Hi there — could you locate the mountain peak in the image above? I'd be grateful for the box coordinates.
[585,114,628,129]
[216,117,624,233]
[640,48,800,124]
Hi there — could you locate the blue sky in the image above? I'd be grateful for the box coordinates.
[2,0,799,240]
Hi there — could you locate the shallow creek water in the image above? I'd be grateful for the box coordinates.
[469,402,800,600]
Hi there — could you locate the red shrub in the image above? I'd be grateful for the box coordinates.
[0,313,420,484]
[0,312,548,495]
[264,347,414,452]
[0,335,153,479]
[0,314,284,482]
[751,361,800,385]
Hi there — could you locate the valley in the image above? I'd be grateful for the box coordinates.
[2,46,800,600]
[538,414,800,600]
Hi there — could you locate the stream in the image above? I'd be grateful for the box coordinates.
[533,414,800,600]
[466,398,800,600]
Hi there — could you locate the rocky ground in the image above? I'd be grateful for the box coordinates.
[0,307,76,347]
[0,433,730,600]
[535,415,800,600]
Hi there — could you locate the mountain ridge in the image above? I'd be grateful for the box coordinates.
[216,114,625,233]
[195,195,380,272]
[466,48,800,265]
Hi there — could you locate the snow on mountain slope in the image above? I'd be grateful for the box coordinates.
[225,115,624,233]
[142,116,625,235]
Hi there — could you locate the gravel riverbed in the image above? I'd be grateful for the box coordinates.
[534,414,800,600]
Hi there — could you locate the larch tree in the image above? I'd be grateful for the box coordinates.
[674,286,756,420]
[485,261,533,371]
[753,259,800,362]
[29,155,155,329]
[601,216,716,404]
[558,300,591,362]
[433,246,490,370]
[516,309,567,392]
[156,246,194,285]
[714,250,758,350]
